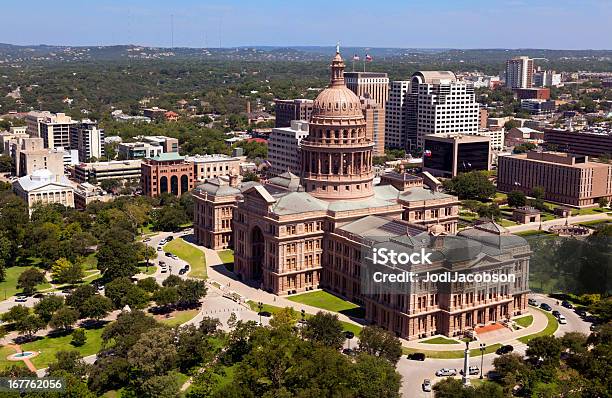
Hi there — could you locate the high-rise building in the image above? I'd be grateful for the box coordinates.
[533,70,562,87]
[385,81,410,149]
[268,120,310,176]
[39,113,78,150]
[141,153,194,197]
[505,56,534,89]
[344,71,389,109]
[360,97,385,156]
[71,120,105,162]
[274,99,313,128]
[407,71,480,149]
[25,110,53,137]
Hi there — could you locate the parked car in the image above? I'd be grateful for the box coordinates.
[460,366,480,376]
[161,268,168,274]
[575,309,587,317]
[540,303,552,311]
[422,379,432,392]
[561,300,573,309]
[486,371,502,381]
[143,238,151,243]
[157,247,162,251]
[552,310,560,317]
[184,264,190,270]
[166,236,174,241]
[178,269,186,276]
[435,368,457,377]
[407,352,426,361]
[15,296,27,302]
[558,315,567,324]
[165,252,172,257]
[496,345,514,355]
[528,298,539,306]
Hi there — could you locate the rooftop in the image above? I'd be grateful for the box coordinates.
[149,152,185,162]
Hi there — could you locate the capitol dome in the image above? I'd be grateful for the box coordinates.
[311,52,363,118]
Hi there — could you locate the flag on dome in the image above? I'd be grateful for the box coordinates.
[365,54,373,62]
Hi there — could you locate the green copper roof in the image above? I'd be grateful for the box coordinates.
[150,152,184,161]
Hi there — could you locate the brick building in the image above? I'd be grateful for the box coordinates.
[141,153,194,197]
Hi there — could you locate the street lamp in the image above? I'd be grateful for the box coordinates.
[258,302,263,325]
[479,343,486,379]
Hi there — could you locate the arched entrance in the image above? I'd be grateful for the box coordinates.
[180,174,189,194]
[160,176,168,194]
[250,226,264,281]
[170,175,179,196]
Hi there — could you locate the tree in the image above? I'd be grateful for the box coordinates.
[303,311,345,349]
[66,285,97,310]
[47,350,89,378]
[97,229,140,280]
[139,372,182,398]
[269,306,298,329]
[2,304,30,324]
[162,274,182,288]
[178,279,207,307]
[16,314,46,338]
[0,154,13,173]
[153,286,179,309]
[34,294,65,322]
[242,171,260,182]
[71,328,87,347]
[127,327,178,381]
[597,197,609,208]
[227,312,238,329]
[357,326,402,364]
[508,190,527,207]
[136,277,160,293]
[17,267,45,295]
[49,307,80,331]
[51,257,85,284]
[152,205,188,231]
[531,186,545,201]
[80,295,113,321]
[101,310,158,355]
[442,171,496,201]
[105,277,148,309]
[199,317,221,335]
[350,353,402,398]
[526,335,562,366]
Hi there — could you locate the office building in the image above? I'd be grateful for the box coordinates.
[521,99,556,115]
[274,99,313,128]
[0,128,29,157]
[497,151,612,207]
[407,71,480,149]
[73,182,112,209]
[71,120,105,162]
[73,160,142,183]
[187,154,243,182]
[474,129,505,151]
[385,81,410,149]
[13,169,75,212]
[140,136,179,153]
[268,120,310,176]
[344,71,389,109]
[13,137,64,177]
[543,128,612,157]
[141,153,194,197]
[117,142,163,159]
[423,133,491,177]
[143,107,168,120]
[361,97,385,156]
[193,51,528,340]
[505,56,534,88]
[39,113,78,150]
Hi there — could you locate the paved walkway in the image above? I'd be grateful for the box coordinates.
[5,343,37,372]
[506,212,610,233]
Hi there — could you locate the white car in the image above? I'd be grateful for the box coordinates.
[14,296,28,303]
[422,379,432,392]
[435,368,457,377]
[557,315,567,324]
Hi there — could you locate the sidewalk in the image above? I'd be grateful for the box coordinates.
[506,212,610,233]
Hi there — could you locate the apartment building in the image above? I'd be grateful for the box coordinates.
[344,71,389,109]
[187,154,242,182]
[71,120,105,162]
[39,113,78,149]
[505,56,534,89]
[361,97,385,156]
[274,99,313,128]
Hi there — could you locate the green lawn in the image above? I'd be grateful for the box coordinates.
[287,290,365,318]
[159,309,199,326]
[498,219,518,227]
[246,300,362,336]
[0,345,27,370]
[164,238,207,279]
[16,327,105,369]
[420,336,461,345]
[403,343,502,359]
[0,266,50,299]
[137,265,156,275]
[218,250,234,264]
[517,307,558,344]
[516,230,551,237]
[514,314,534,328]
[81,253,98,270]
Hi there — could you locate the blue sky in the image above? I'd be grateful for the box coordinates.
[3,0,610,49]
